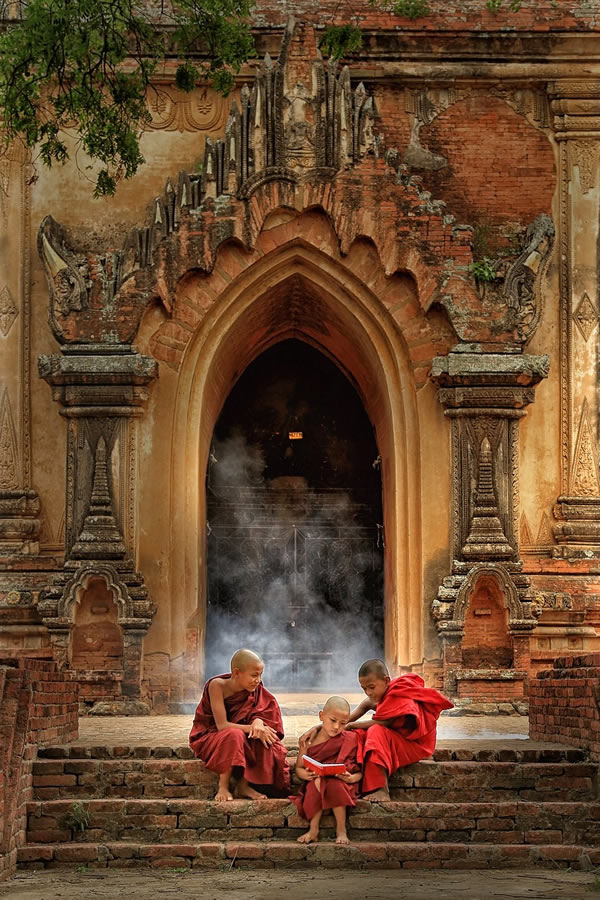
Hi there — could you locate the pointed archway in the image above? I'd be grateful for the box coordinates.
[166,231,424,695]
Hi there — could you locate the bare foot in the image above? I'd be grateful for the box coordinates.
[363,788,390,802]
[297,830,319,844]
[215,787,233,801]
[234,780,267,800]
[335,832,350,844]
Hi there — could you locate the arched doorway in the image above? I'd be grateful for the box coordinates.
[167,229,424,699]
[204,339,384,688]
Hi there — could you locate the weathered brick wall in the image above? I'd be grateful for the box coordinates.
[0,659,78,882]
[251,0,600,30]
[419,96,556,227]
[529,654,600,761]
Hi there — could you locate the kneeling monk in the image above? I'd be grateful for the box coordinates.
[293,696,362,845]
[189,648,290,801]
[350,658,453,801]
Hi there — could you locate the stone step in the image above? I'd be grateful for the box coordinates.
[18,839,600,871]
[25,798,600,847]
[31,756,599,802]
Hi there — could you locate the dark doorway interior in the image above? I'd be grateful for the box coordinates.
[205,339,384,689]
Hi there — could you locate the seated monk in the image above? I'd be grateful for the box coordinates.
[348,658,453,801]
[189,648,290,801]
[292,696,362,845]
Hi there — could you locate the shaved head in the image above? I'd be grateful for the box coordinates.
[323,695,350,715]
[358,658,389,680]
[230,648,263,672]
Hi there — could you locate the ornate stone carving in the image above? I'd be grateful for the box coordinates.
[462,437,513,560]
[571,400,600,496]
[38,345,157,696]
[502,214,555,343]
[519,512,534,549]
[38,220,88,343]
[431,348,548,629]
[571,140,598,193]
[536,512,554,546]
[0,285,18,337]
[36,20,382,343]
[147,85,226,132]
[573,292,599,342]
[453,563,533,626]
[0,387,18,489]
[71,435,127,560]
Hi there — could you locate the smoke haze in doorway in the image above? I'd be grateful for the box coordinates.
[205,434,384,690]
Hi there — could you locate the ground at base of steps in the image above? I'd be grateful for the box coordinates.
[0,867,597,900]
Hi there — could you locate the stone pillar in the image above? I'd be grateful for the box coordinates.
[548,82,600,558]
[37,344,158,706]
[430,347,546,692]
[0,143,40,557]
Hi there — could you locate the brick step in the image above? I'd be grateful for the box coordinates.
[18,839,600,871]
[36,744,587,762]
[31,756,599,802]
[26,798,600,847]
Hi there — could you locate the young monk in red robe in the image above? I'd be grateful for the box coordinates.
[293,696,362,845]
[189,648,290,801]
[348,658,453,800]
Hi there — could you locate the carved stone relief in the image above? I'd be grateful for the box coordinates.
[147,85,226,132]
[573,292,599,342]
[0,285,18,337]
[0,387,18,489]
[571,399,600,496]
[571,140,598,193]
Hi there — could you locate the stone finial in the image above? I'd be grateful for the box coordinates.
[462,437,513,560]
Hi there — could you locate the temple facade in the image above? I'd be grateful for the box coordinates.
[1,1,600,711]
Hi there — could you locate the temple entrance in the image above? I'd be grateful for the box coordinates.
[205,340,384,689]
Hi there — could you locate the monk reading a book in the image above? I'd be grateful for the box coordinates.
[189,648,290,801]
[348,658,453,801]
[292,696,362,845]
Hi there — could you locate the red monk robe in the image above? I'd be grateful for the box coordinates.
[292,731,361,821]
[360,673,453,794]
[189,674,290,794]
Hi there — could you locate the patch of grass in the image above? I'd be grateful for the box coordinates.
[63,802,90,833]
[469,257,497,283]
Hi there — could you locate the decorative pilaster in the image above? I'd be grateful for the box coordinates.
[430,347,546,690]
[38,344,158,702]
[548,82,600,558]
[0,142,40,557]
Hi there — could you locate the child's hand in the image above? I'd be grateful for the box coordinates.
[298,725,320,747]
[336,771,361,784]
[249,719,277,747]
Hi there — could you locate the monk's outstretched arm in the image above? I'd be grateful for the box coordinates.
[346,697,377,729]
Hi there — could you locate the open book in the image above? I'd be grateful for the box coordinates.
[301,754,346,776]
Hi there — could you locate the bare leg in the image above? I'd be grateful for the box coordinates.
[234,777,267,800]
[333,806,349,844]
[297,808,323,844]
[363,767,390,802]
[215,770,234,801]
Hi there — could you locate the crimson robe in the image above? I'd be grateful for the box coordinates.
[189,675,290,793]
[360,673,453,793]
[292,730,361,820]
